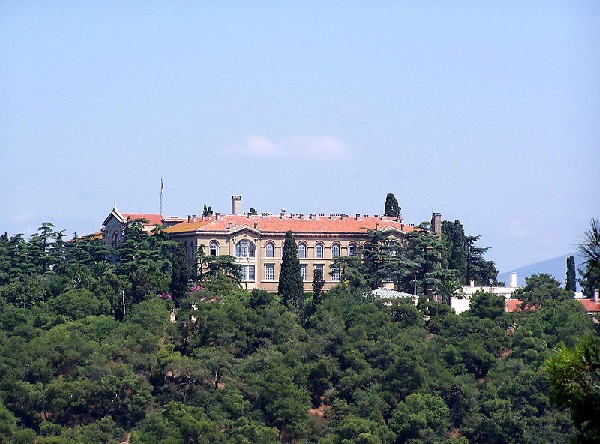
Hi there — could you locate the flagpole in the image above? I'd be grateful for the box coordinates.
[160,177,164,215]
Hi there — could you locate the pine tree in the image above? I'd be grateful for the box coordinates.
[278,231,304,309]
[566,255,576,292]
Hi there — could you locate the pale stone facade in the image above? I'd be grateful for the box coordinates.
[104,197,440,293]
[164,197,431,292]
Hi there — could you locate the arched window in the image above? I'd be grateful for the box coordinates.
[111,231,118,247]
[298,242,307,259]
[332,243,340,257]
[315,242,324,259]
[265,242,275,258]
[387,240,398,256]
[348,243,356,256]
[209,241,219,256]
[235,239,256,258]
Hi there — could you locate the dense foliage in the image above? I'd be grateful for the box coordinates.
[441,220,498,286]
[0,221,598,443]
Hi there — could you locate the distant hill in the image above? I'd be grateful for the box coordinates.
[498,252,586,288]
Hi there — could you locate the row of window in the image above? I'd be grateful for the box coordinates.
[242,264,340,282]
[209,239,357,258]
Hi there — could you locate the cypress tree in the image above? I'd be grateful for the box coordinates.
[384,193,400,217]
[278,230,304,309]
[312,268,325,305]
[566,255,576,292]
[170,244,189,306]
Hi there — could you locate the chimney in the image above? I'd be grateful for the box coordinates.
[192,214,197,222]
[232,195,242,215]
[280,208,286,219]
[595,289,599,304]
[227,222,232,230]
[509,272,518,288]
[254,222,258,229]
[431,213,442,239]
[375,223,379,230]
[355,213,361,220]
[216,212,221,220]
[187,215,191,223]
[310,213,316,220]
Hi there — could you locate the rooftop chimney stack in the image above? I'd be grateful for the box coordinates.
[232,195,242,215]
[509,272,518,288]
[431,213,442,239]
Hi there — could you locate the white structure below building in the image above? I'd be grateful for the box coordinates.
[372,287,419,306]
[451,272,520,314]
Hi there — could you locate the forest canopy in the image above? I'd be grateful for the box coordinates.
[0,219,597,443]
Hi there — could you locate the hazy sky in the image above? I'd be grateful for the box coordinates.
[1,1,598,272]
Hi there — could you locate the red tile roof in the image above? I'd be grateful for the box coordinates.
[506,298,600,313]
[579,299,600,313]
[122,213,164,226]
[505,299,536,313]
[165,214,417,235]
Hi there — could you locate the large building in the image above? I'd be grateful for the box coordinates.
[104,196,440,292]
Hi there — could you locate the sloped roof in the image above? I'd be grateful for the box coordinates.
[506,298,600,313]
[103,205,164,228]
[122,213,164,226]
[165,214,417,236]
[505,299,536,313]
[165,219,213,233]
[579,299,600,313]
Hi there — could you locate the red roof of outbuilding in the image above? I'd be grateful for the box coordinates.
[579,299,600,313]
[506,298,600,313]
[505,299,536,313]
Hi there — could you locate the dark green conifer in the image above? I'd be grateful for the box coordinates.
[384,193,400,217]
[278,231,304,309]
[566,255,576,292]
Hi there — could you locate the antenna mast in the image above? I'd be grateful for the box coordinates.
[160,177,164,215]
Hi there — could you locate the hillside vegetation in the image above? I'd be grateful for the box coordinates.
[0,221,598,443]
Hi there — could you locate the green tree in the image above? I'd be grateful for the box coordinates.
[384,193,400,218]
[513,274,572,309]
[169,243,189,306]
[566,255,577,292]
[442,220,467,282]
[278,231,304,310]
[312,268,325,305]
[579,218,600,272]
[579,262,600,299]
[389,393,450,443]
[545,334,600,443]
[442,220,498,285]
[468,291,505,320]
[331,255,367,290]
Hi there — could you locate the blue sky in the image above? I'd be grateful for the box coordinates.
[1,1,598,273]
